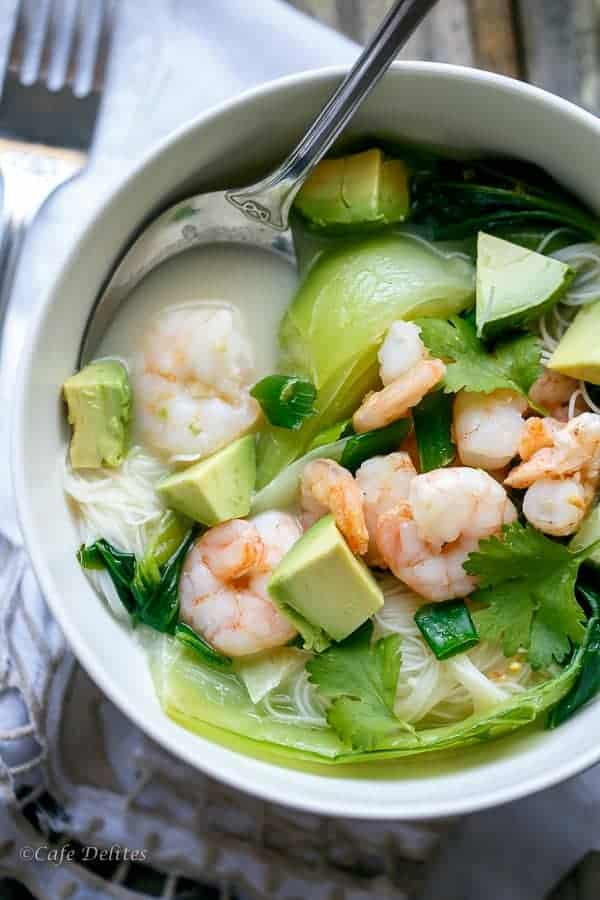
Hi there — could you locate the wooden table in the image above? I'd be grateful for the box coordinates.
[289,0,600,112]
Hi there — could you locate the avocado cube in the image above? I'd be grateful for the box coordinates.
[295,148,409,228]
[548,299,600,384]
[63,360,131,469]
[268,514,383,651]
[476,232,574,339]
[157,435,256,526]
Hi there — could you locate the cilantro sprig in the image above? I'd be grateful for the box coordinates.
[465,523,598,669]
[415,315,541,396]
[307,622,410,751]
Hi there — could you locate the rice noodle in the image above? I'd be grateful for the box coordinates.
[262,669,328,728]
[374,576,542,725]
[536,241,600,417]
[64,447,170,619]
[400,229,473,263]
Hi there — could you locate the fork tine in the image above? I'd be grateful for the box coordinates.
[65,0,85,92]
[7,0,29,78]
[91,0,113,93]
[66,0,112,97]
[37,0,60,87]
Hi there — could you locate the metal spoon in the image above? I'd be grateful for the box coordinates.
[79,0,439,365]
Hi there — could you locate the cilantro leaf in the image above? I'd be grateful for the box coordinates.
[465,523,592,669]
[306,621,409,750]
[415,316,541,396]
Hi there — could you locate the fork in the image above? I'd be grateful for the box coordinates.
[0,0,113,332]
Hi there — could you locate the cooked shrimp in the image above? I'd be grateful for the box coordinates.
[454,390,527,470]
[378,321,425,385]
[506,413,600,488]
[300,459,369,555]
[529,370,582,421]
[353,321,445,433]
[179,511,301,656]
[355,452,417,566]
[517,416,562,461]
[134,304,260,462]
[505,412,600,536]
[522,478,587,537]
[376,467,517,601]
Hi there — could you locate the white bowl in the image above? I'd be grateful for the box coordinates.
[15,63,600,820]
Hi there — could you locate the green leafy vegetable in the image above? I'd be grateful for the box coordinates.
[547,619,600,728]
[416,315,542,396]
[547,574,600,727]
[415,599,479,660]
[174,622,232,671]
[340,419,410,474]
[154,625,581,763]
[78,528,196,633]
[132,529,196,632]
[307,419,352,451]
[307,621,407,751]
[465,523,596,669]
[412,390,455,471]
[78,539,136,614]
[251,375,317,430]
[146,510,191,567]
[410,157,600,241]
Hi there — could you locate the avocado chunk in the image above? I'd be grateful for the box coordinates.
[476,232,574,339]
[63,359,131,469]
[571,502,600,567]
[157,435,256,526]
[294,148,409,227]
[268,514,383,652]
[548,299,600,384]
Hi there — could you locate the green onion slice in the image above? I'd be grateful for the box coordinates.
[413,390,455,472]
[415,599,479,660]
[251,375,317,430]
[340,419,410,474]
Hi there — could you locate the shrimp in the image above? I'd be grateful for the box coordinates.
[134,304,260,462]
[454,389,527,470]
[505,412,600,536]
[528,370,582,421]
[517,416,562,461]
[353,321,445,433]
[376,467,517,601]
[522,478,587,537]
[355,452,417,566]
[300,459,369,555]
[179,512,301,656]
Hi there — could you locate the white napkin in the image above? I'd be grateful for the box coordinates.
[1,2,598,898]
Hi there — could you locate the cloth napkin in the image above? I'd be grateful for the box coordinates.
[1,2,599,898]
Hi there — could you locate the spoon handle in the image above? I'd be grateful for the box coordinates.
[227,0,439,230]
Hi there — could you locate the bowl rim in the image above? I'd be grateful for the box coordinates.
[13,60,600,820]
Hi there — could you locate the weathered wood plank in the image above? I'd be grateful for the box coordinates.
[288,0,475,65]
[469,0,521,77]
[517,0,600,110]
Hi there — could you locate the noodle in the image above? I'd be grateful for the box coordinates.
[375,577,542,725]
[536,241,600,417]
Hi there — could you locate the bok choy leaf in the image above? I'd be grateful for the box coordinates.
[78,527,197,633]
